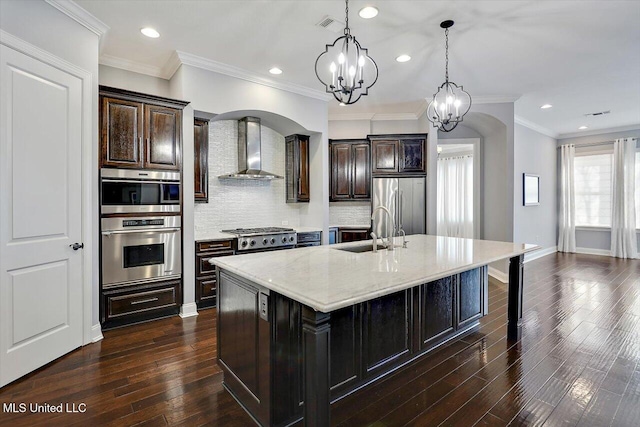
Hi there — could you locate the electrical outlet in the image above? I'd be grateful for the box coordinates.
[282,220,289,226]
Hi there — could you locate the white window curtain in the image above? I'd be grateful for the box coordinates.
[437,154,473,238]
[610,138,638,259]
[558,144,576,252]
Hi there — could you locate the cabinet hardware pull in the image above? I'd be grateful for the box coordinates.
[131,297,159,305]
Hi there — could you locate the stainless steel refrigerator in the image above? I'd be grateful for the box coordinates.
[372,177,426,238]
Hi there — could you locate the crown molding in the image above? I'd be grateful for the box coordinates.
[473,95,521,104]
[414,99,429,118]
[99,55,166,79]
[45,0,109,37]
[175,51,331,102]
[557,123,640,140]
[372,112,419,121]
[514,115,559,139]
[161,51,182,80]
[328,112,375,121]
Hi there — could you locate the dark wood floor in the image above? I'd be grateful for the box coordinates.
[1,253,639,426]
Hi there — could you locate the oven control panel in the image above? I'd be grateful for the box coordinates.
[122,219,165,227]
[237,233,297,251]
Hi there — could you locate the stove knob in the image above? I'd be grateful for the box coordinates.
[241,240,248,247]
[270,238,275,244]
[281,236,287,243]
[289,236,295,242]
[263,238,268,245]
[250,240,256,247]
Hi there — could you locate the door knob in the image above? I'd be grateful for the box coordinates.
[70,243,84,250]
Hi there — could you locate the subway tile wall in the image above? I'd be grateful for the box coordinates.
[194,120,301,239]
[329,202,371,226]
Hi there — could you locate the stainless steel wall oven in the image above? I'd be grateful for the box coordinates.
[101,216,182,287]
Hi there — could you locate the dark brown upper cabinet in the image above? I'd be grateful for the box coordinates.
[144,105,181,170]
[330,139,371,202]
[99,86,188,171]
[100,97,144,168]
[194,118,209,203]
[285,134,310,203]
[369,134,427,175]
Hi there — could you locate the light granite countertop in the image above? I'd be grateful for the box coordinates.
[211,235,539,312]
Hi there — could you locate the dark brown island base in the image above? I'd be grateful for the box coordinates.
[212,235,537,426]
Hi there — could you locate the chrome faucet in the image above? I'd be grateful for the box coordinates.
[371,206,396,251]
[398,229,407,248]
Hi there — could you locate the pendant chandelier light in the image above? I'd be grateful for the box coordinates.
[314,0,378,105]
[427,20,472,132]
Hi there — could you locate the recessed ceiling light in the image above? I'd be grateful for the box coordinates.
[540,104,552,109]
[269,67,283,75]
[578,126,588,130]
[140,27,160,38]
[396,54,411,63]
[359,6,379,19]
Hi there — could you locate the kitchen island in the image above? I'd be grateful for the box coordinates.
[211,235,538,426]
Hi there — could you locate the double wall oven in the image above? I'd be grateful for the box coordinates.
[100,168,182,327]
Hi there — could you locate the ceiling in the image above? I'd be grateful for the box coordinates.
[77,0,640,137]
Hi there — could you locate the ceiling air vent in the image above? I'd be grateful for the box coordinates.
[316,16,344,33]
[584,110,611,117]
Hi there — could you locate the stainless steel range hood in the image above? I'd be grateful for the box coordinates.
[218,117,283,180]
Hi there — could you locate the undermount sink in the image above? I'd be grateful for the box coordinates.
[335,244,387,253]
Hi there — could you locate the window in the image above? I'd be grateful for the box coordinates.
[574,153,613,227]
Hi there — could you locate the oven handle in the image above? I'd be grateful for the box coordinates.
[101,179,180,185]
[101,227,181,236]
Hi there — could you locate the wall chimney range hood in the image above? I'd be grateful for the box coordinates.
[218,117,283,180]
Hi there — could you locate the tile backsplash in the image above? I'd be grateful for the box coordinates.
[329,202,371,226]
[194,120,301,239]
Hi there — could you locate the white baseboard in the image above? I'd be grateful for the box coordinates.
[524,246,558,263]
[575,247,611,257]
[488,267,508,284]
[179,302,199,318]
[91,323,103,343]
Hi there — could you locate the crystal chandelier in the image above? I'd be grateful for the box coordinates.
[427,20,472,132]
[314,0,378,105]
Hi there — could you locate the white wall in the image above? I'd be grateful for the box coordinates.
[99,64,170,98]
[513,124,558,254]
[194,120,303,238]
[0,0,100,328]
[558,127,640,253]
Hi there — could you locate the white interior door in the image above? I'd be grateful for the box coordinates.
[0,45,84,387]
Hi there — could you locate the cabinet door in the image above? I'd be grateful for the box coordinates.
[194,119,209,202]
[421,276,455,349]
[362,290,412,377]
[458,268,484,327]
[371,140,399,174]
[297,136,310,201]
[330,143,353,201]
[399,139,425,173]
[338,229,370,243]
[144,105,181,170]
[100,96,144,168]
[352,143,371,199]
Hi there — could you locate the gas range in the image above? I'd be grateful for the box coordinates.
[221,227,297,252]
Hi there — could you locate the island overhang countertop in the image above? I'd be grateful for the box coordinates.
[211,234,539,312]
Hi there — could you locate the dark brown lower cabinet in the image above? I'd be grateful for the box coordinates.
[217,266,488,427]
[195,239,234,309]
[101,279,181,329]
[421,276,455,349]
[338,227,370,243]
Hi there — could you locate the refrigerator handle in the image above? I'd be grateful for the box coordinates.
[398,190,404,232]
